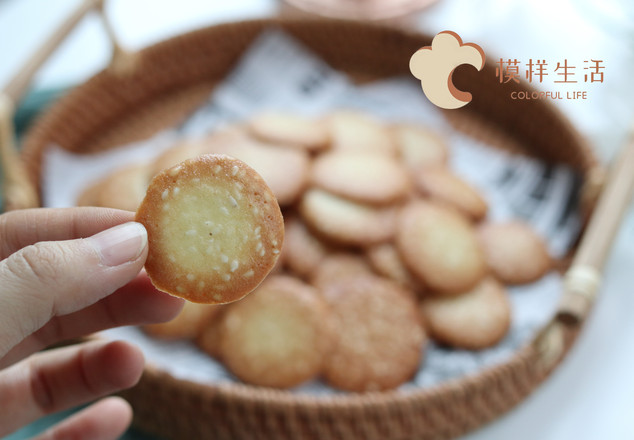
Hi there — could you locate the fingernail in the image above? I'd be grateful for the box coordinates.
[89,222,148,267]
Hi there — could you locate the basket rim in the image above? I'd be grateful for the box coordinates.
[19,16,597,438]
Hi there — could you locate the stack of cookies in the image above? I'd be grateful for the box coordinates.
[79,110,552,392]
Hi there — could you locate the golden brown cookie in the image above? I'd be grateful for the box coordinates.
[477,221,552,285]
[151,142,203,176]
[310,253,373,292]
[420,277,511,350]
[143,301,221,340]
[95,163,150,211]
[76,179,103,207]
[396,200,487,295]
[136,154,284,304]
[218,275,332,389]
[206,131,311,206]
[196,306,229,359]
[248,112,329,152]
[366,243,421,294]
[310,151,412,205]
[322,275,425,392]
[413,166,488,221]
[299,189,397,246]
[328,110,397,155]
[392,124,449,170]
[77,163,149,211]
[282,215,331,278]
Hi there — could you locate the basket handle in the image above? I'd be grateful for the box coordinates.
[556,139,634,323]
[534,138,634,369]
[0,0,136,211]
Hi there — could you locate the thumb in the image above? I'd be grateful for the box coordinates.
[0,222,148,357]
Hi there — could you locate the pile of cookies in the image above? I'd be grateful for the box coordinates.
[80,110,552,392]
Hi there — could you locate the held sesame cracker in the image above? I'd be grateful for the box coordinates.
[135,154,284,304]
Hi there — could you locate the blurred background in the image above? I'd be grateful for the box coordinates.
[1,0,633,439]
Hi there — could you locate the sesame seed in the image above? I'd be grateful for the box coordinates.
[231,165,239,176]
[272,249,280,254]
[161,189,169,200]
[186,274,195,281]
[229,196,238,208]
[176,286,184,293]
[221,207,230,215]
[259,248,265,257]
[186,229,196,236]
[213,165,221,174]
[198,281,205,289]
[271,239,278,246]
[169,166,182,176]
[213,294,222,301]
[222,274,231,281]
[243,269,254,278]
[221,254,229,263]
[230,260,239,272]
[173,187,180,195]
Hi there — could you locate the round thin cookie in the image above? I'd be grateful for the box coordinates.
[414,166,488,221]
[206,131,310,206]
[136,154,284,304]
[478,221,552,285]
[366,243,421,294]
[421,277,511,350]
[151,141,204,176]
[299,189,397,246]
[96,163,150,211]
[311,151,412,205]
[248,111,329,152]
[396,200,487,295]
[218,275,333,389]
[310,253,373,293]
[283,215,331,278]
[143,302,221,340]
[328,110,397,155]
[196,306,229,360]
[392,124,449,170]
[322,275,425,392]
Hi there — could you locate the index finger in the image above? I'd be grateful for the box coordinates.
[0,207,135,260]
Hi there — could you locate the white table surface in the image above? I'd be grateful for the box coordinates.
[1,1,633,439]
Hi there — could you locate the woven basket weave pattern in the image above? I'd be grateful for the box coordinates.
[21,19,595,440]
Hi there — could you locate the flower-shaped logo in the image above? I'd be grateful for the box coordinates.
[410,31,485,110]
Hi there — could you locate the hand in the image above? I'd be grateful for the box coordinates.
[0,207,184,439]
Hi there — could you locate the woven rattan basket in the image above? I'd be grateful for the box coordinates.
[18,18,602,440]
